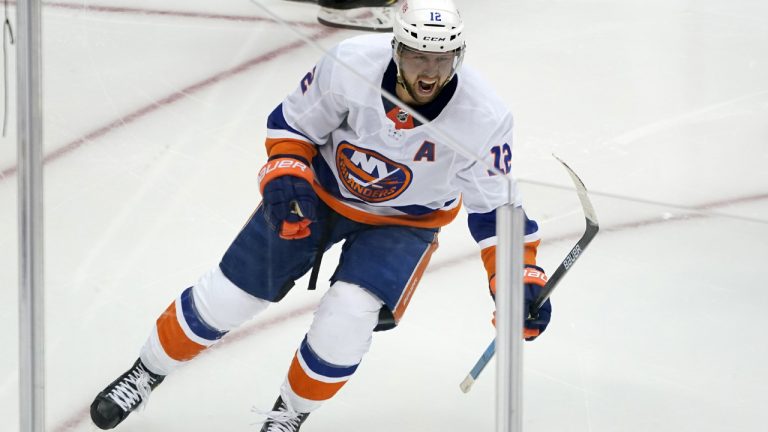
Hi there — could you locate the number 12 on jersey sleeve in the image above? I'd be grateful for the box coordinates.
[488,143,511,175]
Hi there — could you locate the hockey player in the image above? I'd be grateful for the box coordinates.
[89,0,552,431]
[289,0,399,32]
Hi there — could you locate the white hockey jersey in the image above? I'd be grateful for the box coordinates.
[265,33,539,259]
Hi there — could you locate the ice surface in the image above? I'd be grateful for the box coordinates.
[1,0,766,431]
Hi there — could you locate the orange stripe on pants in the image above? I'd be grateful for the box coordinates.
[393,233,439,322]
[157,301,206,361]
[287,354,346,401]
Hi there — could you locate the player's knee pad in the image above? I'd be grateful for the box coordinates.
[191,265,270,331]
[307,281,384,366]
[140,267,269,375]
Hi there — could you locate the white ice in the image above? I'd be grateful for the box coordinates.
[1,0,767,431]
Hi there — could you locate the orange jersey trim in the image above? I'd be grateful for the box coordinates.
[263,139,457,228]
[265,138,317,161]
[313,183,461,229]
[481,239,541,283]
[156,302,206,362]
[286,354,346,401]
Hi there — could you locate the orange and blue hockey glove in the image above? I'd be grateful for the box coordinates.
[521,265,551,341]
[490,264,552,341]
[258,156,317,240]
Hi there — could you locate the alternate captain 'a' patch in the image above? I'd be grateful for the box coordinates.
[336,142,413,203]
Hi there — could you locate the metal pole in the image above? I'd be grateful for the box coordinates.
[17,0,45,431]
[495,205,525,432]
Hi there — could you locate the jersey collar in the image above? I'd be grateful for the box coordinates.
[381,60,458,130]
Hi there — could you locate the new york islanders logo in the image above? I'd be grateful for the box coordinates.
[336,142,412,203]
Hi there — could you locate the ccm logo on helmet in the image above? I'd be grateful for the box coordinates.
[423,36,446,42]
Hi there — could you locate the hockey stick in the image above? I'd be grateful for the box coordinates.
[459,156,599,393]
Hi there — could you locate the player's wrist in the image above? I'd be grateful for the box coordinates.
[258,156,314,193]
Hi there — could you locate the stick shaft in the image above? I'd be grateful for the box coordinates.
[460,156,599,392]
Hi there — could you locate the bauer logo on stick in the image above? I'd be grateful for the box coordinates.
[563,244,582,270]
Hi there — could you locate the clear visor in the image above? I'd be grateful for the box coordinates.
[394,43,464,81]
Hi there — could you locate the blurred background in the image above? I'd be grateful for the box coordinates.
[1,0,767,431]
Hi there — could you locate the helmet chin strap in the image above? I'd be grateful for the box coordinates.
[395,71,419,102]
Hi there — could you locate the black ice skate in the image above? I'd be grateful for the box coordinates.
[90,358,165,430]
[259,396,310,432]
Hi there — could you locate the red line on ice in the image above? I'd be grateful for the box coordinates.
[0,25,338,181]
[8,12,340,431]
[8,4,766,430]
[34,1,324,28]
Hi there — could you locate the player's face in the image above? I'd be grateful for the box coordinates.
[397,46,457,104]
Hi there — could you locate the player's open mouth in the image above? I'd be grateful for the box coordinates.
[417,79,437,95]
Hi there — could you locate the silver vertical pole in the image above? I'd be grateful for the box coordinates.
[495,204,525,432]
[17,1,45,432]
